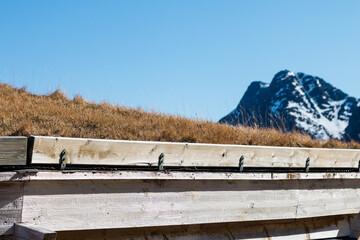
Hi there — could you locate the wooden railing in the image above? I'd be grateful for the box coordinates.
[30,136,360,170]
[1,136,360,239]
[2,135,360,170]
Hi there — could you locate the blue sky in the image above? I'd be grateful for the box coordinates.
[1,0,359,121]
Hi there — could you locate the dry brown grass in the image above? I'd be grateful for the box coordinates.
[1,83,359,149]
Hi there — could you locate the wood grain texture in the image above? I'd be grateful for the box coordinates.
[0,170,359,239]
[55,215,353,240]
[4,171,360,183]
[0,183,24,236]
[19,176,360,232]
[30,136,360,168]
[349,214,360,239]
[0,137,27,166]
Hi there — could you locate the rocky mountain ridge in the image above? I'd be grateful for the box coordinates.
[220,70,360,142]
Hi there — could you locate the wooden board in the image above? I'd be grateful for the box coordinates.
[55,216,353,240]
[0,137,27,166]
[19,176,360,232]
[14,223,56,240]
[3,171,360,182]
[1,170,360,238]
[30,136,360,168]
[350,214,360,238]
[0,183,24,236]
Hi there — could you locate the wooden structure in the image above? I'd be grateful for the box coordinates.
[1,136,360,239]
[30,136,360,168]
[0,137,27,166]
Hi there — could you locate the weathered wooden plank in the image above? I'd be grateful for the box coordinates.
[0,183,24,236]
[305,216,351,239]
[13,224,56,240]
[4,171,360,182]
[19,176,360,232]
[4,170,360,184]
[349,214,360,239]
[54,215,353,240]
[29,136,360,168]
[0,137,27,166]
[1,169,359,238]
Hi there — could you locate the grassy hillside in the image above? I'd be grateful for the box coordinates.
[1,83,359,149]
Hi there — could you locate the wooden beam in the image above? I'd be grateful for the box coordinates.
[16,172,360,232]
[0,170,359,237]
[349,214,360,239]
[0,182,24,236]
[30,136,360,168]
[0,137,27,166]
[3,171,360,182]
[55,215,353,240]
[14,223,56,240]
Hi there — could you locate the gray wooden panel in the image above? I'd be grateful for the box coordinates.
[0,183,24,235]
[54,215,353,240]
[350,214,360,239]
[20,177,360,232]
[14,224,56,240]
[0,137,27,166]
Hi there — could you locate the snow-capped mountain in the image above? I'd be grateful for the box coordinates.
[219,70,360,142]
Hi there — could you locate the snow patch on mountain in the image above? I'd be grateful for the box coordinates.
[287,99,349,140]
[280,71,296,80]
[285,73,352,140]
[260,83,270,88]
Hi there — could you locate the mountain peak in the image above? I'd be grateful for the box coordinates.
[274,69,296,79]
[220,70,360,142]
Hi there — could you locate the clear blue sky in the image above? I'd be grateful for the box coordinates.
[1,0,359,121]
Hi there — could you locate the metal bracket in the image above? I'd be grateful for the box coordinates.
[158,153,164,171]
[305,158,310,173]
[239,155,244,172]
[59,149,68,170]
